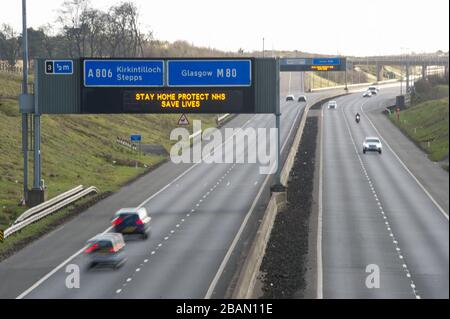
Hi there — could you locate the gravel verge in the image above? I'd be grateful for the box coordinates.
[259,116,318,298]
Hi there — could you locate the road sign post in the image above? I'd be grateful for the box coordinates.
[130,134,142,166]
[21,0,29,204]
[344,62,348,90]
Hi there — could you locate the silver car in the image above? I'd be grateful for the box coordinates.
[84,233,127,269]
[286,94,295,101]
[298,95,307,103]
[328,101,338,109]
[363,137,383,154]
[368,86,379,95]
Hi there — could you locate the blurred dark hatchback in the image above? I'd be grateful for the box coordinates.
[112,207,151,239]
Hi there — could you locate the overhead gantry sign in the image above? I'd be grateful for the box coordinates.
[280,57,347,72]
[29,58,278,115]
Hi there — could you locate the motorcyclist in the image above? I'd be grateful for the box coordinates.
[355,113,361,123]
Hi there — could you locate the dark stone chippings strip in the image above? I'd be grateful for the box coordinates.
[260,116,318,299]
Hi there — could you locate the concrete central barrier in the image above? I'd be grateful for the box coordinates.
[231,91,347,299]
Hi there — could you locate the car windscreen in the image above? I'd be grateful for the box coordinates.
[119,213,139,226]
[89,240,113,253]
[366,139,380,143]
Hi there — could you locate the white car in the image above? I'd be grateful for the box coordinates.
[363,91,372,97]
[368,86,379,95]
[363,137,382,154]
[298,95,307,103]
[286,95,295,101]
[328,101,337,109]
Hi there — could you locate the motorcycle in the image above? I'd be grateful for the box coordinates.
[355,116,361,124]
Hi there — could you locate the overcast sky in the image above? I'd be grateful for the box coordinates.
[1,0,449,56]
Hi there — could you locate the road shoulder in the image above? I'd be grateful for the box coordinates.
[365,97,449,215]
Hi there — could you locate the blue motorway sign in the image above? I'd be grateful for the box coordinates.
[45,60,73,75]
[312,58,341,65]
[167,60,252,87]
[84,60,164,87]
[130,134,142,142]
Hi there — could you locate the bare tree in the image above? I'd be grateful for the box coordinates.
[58,0,90,57]
[106,2,146,57]
[0,24,20,66]
[80,8,108,56]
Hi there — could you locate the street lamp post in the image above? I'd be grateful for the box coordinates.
[21,0,29,203]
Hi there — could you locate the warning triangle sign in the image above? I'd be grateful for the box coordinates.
[178,114,189,126]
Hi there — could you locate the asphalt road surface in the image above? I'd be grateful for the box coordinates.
[320,87,449,298]
[0,89,330,299]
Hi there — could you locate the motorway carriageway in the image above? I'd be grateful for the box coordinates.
[0,88,328,299]
[320,87,448,298]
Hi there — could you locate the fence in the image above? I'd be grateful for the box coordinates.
[116,137,138,151]
[0,62,23,74]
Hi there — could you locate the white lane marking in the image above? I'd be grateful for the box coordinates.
[361,102,449,221]
[19,103,296,299]
[205,96,309,299]
[317,101,325,299]
[205,168,272,299]
[342,97,420,299]
[17,117,258,299]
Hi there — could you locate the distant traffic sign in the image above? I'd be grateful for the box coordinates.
[84,60,164,87]
[130,134,142,142]
[312,58,341,65]
[280,57,346,72]
[45,60,73,75]
[167,60,252,87]
[178,114,189,125]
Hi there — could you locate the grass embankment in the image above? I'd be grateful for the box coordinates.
[0,72,216,238]
[389,84,449,164]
